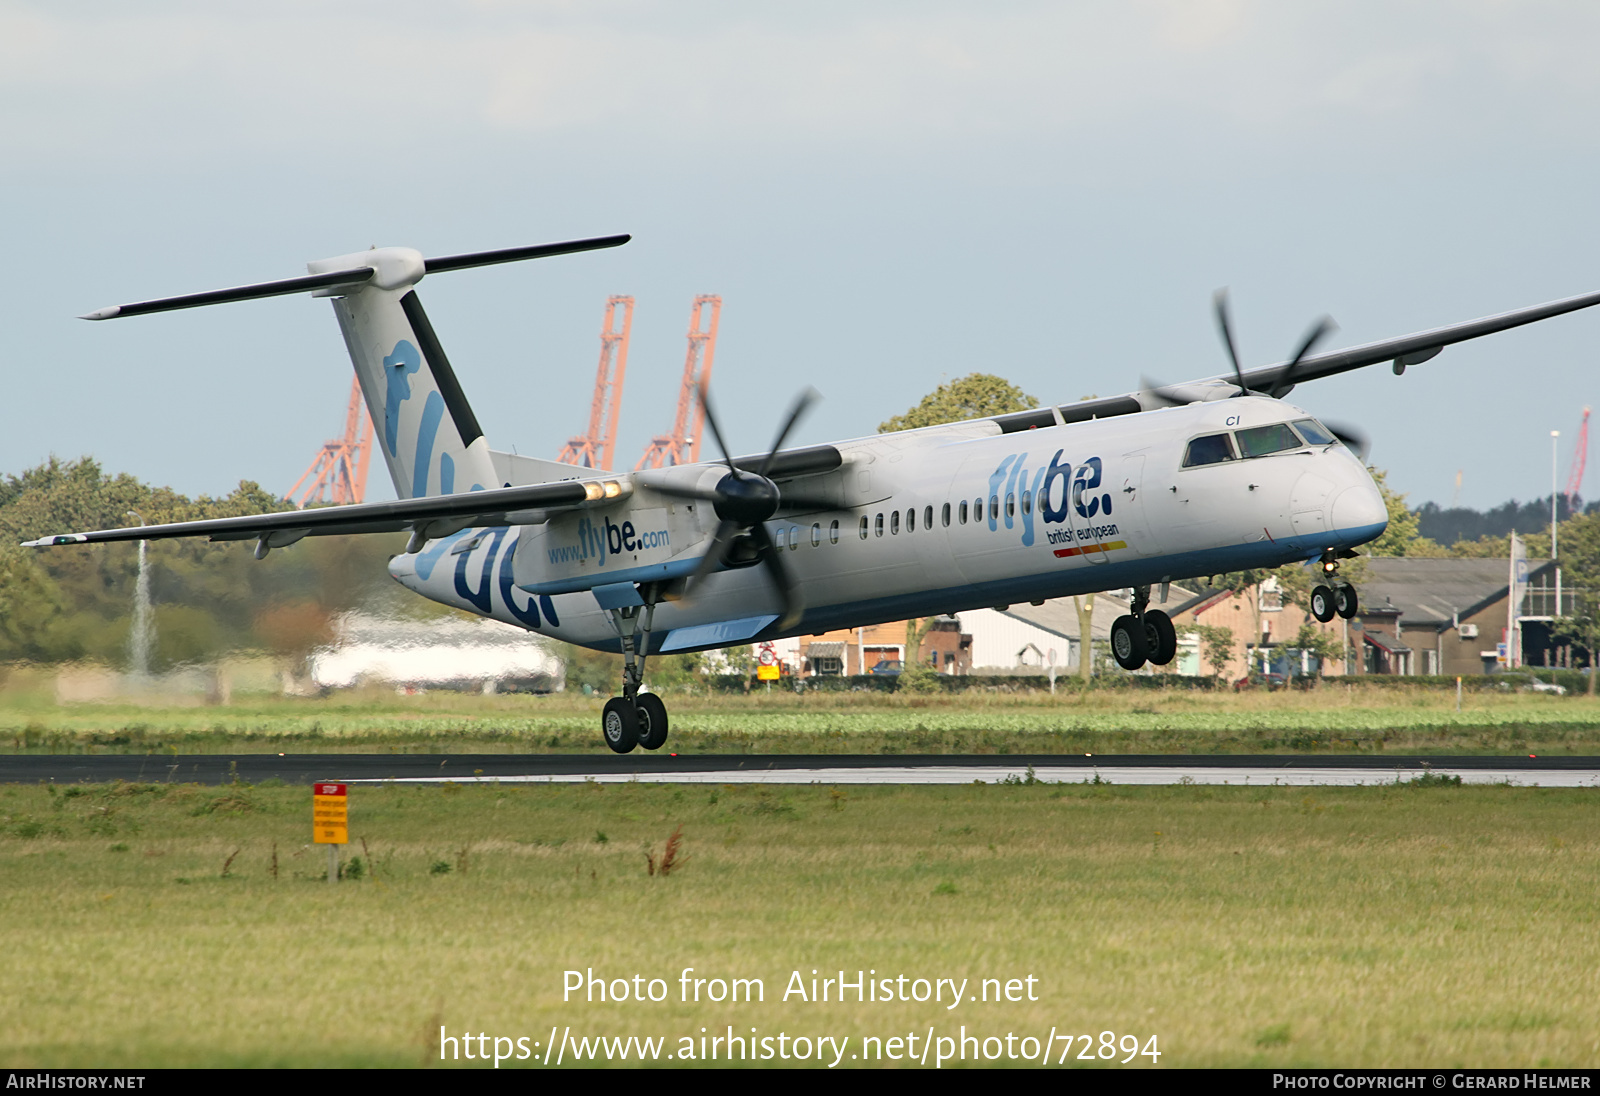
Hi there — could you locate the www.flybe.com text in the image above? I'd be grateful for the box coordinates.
[547,515,669,566]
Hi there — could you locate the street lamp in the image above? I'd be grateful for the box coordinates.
[1551,431,1562,617]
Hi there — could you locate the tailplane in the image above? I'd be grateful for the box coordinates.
[81,235,629,499]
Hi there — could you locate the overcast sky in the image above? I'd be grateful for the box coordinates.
[4,1,1599,512]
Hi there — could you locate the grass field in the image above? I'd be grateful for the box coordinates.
[3,680,1600,755]
[3,777,1598,1067]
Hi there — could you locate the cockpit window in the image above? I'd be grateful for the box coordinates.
[1292,418,1336,446]
[1183,433,1237,468]
[1235,423,1302,458]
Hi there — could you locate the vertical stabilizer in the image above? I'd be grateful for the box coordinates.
[308,247,498,499]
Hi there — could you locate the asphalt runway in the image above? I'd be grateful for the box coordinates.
[2,753,1598,787]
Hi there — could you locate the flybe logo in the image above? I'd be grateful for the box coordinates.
[986,450,1124,555]
[548,515,670,567]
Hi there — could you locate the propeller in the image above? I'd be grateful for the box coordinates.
[648,384,833,630]
[1142,292,1337,408]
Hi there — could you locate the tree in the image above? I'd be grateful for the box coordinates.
[878,374,1038,433]
[1365,467,1443,557]
[1551,605,1600,696]
[1190,624,1235,680]
[899,616,941,691]
[1288,622,1345,675]
[1072,593,1095,680]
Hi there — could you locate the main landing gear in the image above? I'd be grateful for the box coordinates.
[600,592,670,754]
[1309,550,1360,624]
[1110,585,1178,672]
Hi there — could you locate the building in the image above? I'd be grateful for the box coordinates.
[309,612,565,692]
[960,594,1134,673]
[799,618,972,676]
[1167,576,1347,680]
[1353,556,1558,676]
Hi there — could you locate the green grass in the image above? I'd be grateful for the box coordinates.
[3,681,1600,755]
[3,778,1598,1067]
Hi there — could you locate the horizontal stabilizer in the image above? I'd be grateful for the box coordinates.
[80,268,375,320]
[79,234,631,321]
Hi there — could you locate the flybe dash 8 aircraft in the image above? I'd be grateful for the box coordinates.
[28,235,1600,751]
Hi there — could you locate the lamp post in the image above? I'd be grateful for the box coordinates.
[1551,431,1562,618]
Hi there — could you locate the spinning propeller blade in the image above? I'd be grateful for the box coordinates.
[645,384,822,631]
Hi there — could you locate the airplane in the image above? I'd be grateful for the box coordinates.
[26,235,1600,752]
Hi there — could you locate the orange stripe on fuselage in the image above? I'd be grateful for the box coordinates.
[1053,540,1128,559]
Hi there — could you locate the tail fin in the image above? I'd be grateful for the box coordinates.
[309,247,497,499]
[81,235,629,500]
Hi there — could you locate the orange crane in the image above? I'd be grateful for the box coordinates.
[1565,406,1590,511]
[283,376,373,507]
[557,296,634,469]
[636,295,721,469]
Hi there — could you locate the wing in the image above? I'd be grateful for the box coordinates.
[988,286,1600,431]
[22,445,845,553]
[24,478,596,552]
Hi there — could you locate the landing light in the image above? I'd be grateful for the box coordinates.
[583,482,604,501]
[603,481,622,499]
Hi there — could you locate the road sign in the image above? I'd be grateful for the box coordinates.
[757,664,780,680]
[313,783,348,845]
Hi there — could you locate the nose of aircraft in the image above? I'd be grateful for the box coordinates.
[1330,472,1388,546]
[387,552,417,586]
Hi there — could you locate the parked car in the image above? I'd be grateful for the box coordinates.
[1525,679,1568,696]
[869,660,905,676]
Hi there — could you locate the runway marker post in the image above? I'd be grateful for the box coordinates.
[313,782,348,883]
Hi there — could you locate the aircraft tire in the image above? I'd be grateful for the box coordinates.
[1334,582,1359,620]
[1110,615,1149,671]
[636,693,669,751]
[1144,610,1178,666]
[1310,584,1337,623]
[602,697,639,754]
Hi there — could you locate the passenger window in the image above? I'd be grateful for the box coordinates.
[975,498,983,520]
[941,502,951,527]
[1021,490,1032,516]
[959,500,968,524]
[811,523,821,547]
[890,511,900,535]
[859,516,869,539]
[924,505,933,530]
[1183,433,1236,468]
[775,527,787,549]
[1236,423,1301,458]
[1293,418,1336,446]
[906,508,915,533]
[830,520,840,544]
[875,513,884,537]
[989,496,999,523]
[789,525,800,551]
[1005,492,1015,519]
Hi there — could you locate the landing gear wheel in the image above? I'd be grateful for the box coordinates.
[601,697,639,754]
[1144,610,1178,666]
[1110,614,1149,671]
[635,693,669,751]
[1310,584,1336,623]
[1333,582,1358,620]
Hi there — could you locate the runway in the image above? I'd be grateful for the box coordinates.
[2,753,1598,787]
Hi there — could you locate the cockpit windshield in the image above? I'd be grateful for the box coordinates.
[1292,418,1337,446]
[1235,423,1301,458]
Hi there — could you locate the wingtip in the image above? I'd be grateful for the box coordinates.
[79,306,120,321]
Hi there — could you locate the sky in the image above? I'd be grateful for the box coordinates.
[3,1,1599,512]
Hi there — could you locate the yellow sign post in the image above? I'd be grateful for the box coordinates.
[756,664,780,681]
[313,782,347,883]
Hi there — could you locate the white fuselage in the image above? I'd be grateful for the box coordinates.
[386,397,1387,655]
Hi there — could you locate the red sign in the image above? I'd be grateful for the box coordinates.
[315,783,347,797]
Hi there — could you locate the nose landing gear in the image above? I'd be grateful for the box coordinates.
[1310,551,1360,623]
[1110,585,1179,672]
[600,589,671,754]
